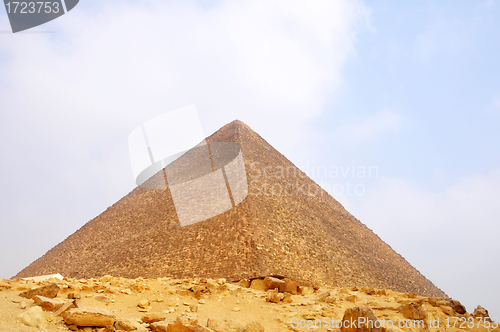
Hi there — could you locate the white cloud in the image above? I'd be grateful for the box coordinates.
[0,0,368,277]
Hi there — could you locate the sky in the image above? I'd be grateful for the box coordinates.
[1,0,499,321]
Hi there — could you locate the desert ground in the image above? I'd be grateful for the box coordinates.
[0,275,497,332]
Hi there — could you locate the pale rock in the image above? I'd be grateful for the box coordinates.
[0,281,11,289]
[151,315,212,332]
[263,277,286,292]
[250,279,267,291]
[283,279,298,295]
[340,306,384,332]
[217,278,226,285]
[346,295,357,302]
[441,305,455,316]
[19,301,27,309]
[138,299,150,308]
[237,279,251,288]
[141,312,169,324]
[116,318,148,331]
[34,295,65,312]
[472,305,491,321]
[101,275,114,282]
[282,293,293,303]
[207,316,245,332]
[298,286,314,295]
[20,283,60,299]
[243,322,264,332]
[68,292,81,299]
[18,306,47,328]
[450,299,467,314]
[62,307,116,327]
[399,302,427,320]
[266,291,284,303]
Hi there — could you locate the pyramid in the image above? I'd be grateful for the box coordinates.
[15,120,445,297]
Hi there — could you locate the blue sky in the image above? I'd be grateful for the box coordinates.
[1,0,499,320]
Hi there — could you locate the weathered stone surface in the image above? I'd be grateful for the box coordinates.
[283,279,298,295]
[115,318,148,331]
[340,306,384,332]
[472,305,491,321]
[151,315,212,332]
[298,286,314,295]
[0,281,12,289]
[450,299,466,314]
[207,317,244,332]
[242,322,264,332]
[266,291,284,303]
[17,306,47,327]
[263,277,286,292]
[399,302,427,320]
[62,307,116,327]
[19,283,60,299]
[441,306,454,316]
[33,295,65,312]
[141,312,169,324]
[250,279,267,291]
[237,279,251,288]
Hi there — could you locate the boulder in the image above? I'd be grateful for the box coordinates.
[19,283,60,299]
[207,317,245,332]
[472,305,491,321]
[237,279,251,288]
[33,295,65,312]
[250,279,267,291]
[62,307,116,327]
[263,277,286,292]
[450,299,466,315]
[399,302,427,320]
[340,306,384,332]
[115,318,148,331]
[243,322,264,332]
[283,279,298,295]
[141,312,169,324]
[266,291,284,303]
[151,315,213,332]
[17,306,47,328]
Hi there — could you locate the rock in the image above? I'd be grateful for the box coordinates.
[340,306,384,332]
[237,279,251,288]
[0,281,12,289]
[427,297,450,307]
[53,300,78,316]
[399,302,427,320]
[441,305,454,316]
[282,293,293,303]
[207,317,245,332]
[33,295,65,312]
[298,286,314,295]
[17,306,47,328]
[243,322,264,332]
[450,299,466,314]
[62,307,116,327]
[151,315,212,332]
[266,291,284,303]
[19,301,27,309]
[250,279,267,291]
[115,318,148,331]
[142,312,169,323]
[283,279,298,295]
[217,278,226,285]
[19,283,60,299]
[263,277,286,292]
[346,295,357,302]
[101,275,114,282]
[68,292,81,299]
[138,299,150,308]
[472,305,491,321]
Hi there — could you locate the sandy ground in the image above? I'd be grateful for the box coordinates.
[0,276,498,332]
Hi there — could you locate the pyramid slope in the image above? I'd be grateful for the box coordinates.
[15,120,445,297]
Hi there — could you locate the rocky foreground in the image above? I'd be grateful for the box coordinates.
[0,275,497,332]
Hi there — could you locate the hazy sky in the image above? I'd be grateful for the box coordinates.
[1,0,499,320]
